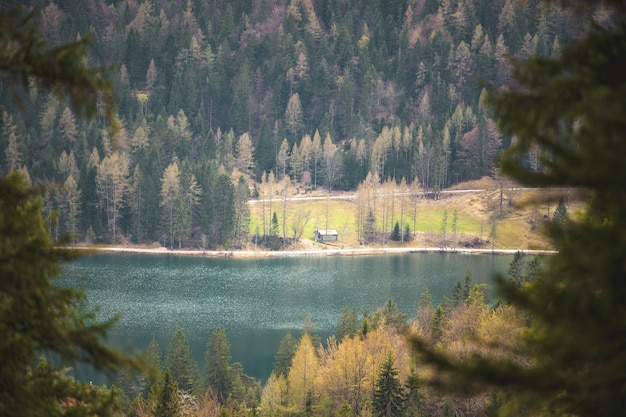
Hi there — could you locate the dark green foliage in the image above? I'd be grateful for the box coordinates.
[154,369,181,417]
[372,352,405,417]
[552,196,568,224]
[0,172,143,416]
[430,305,446,345]
[410,2,626,416]
[204,326,235,403]
[391,221,402,241]
[0,7,118,130]
[463,271,473,300]
[274,332,298,378]
[165,325,199,394]
[507,251,525,286]
[451,280,464,308]
[2,0,573,245]
[381,298,408,333]
[336,306,358,341]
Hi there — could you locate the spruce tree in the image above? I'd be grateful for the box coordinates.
[372,352,405,417]
[204,326,234,404]
[166,325,198,394]
[0,7,142,415]
[552,196,568,224]
[154,369,181,417]
[0,171,144,417]
[274,332,298,378]
[336,306,358,341]
[410,2,626,416]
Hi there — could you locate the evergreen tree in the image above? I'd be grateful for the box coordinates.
[0,8,143,415]
[0,172,143,416]
[154,369,181,417]
[274,332,298,378]
[165,325,198,394]
[410,2,626,416]
[451,280,464,307]
[552,196,568,224]
[391,221,401,241]
[336,306,358,341]
[507,250,525,286]
[372,352,405,417]
[204,326,234,404]
[430,305,446,345]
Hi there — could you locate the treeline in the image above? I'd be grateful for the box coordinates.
[116,252,541,417]
[0,0,579,246]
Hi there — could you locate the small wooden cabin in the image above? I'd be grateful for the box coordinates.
[315,229,339,242]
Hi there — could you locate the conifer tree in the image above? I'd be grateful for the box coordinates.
[0,172,143,417]
[166,325,198,394]
[552,196,568,224]
[0,7,143,415]
[204,326,234,404]
[410,2,626,416]
[274,332,298,378]
[154,369,181,417]
[372,352,404,417]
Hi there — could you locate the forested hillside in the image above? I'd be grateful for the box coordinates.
[0,0,578,247]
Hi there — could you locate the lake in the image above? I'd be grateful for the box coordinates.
[59,252,513,382]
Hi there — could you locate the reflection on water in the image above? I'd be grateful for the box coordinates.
[60,252,512,381]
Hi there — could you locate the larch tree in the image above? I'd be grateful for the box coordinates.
[284,92,304,139]
[160,161,181,249]
[311,130,322,189]
[61,174,82,245]
[322,133,341,191]
[58,106,78,145]
[288,332,319,414]
[276,138,290,180]
[96,151,129,242]
[235,132,255,176]
[2,111,21,174]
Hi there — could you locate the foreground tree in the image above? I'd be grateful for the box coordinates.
[0,6,143,415]
[410,2,626,416]
[0,172,142,416]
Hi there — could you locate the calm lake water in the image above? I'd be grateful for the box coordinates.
[59,252,513,382]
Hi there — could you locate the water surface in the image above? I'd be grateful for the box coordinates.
[60,252,512,381]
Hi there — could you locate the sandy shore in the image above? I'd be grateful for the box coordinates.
[79,245,556,258]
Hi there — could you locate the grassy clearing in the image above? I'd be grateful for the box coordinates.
[247,176,581,251]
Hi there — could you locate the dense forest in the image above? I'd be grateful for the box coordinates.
[0,0,579,248]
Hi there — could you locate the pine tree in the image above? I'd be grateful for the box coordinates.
[372,352,405,417]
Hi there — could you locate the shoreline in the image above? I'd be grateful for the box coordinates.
[76,245,556,258]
